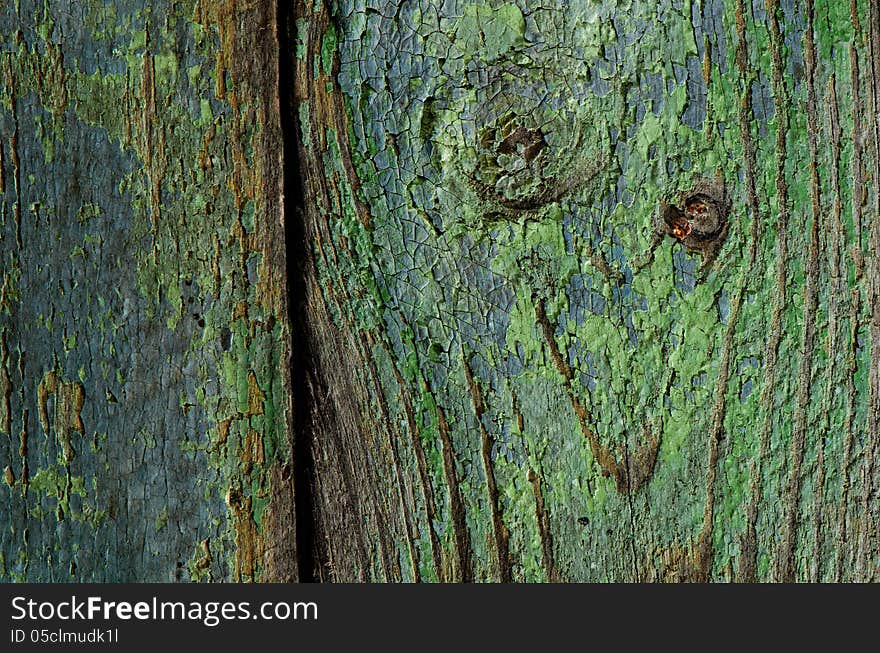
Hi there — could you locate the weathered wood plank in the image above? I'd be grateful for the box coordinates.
[0,0,296,581]
[293,0,880,581]
[3,0,879,584]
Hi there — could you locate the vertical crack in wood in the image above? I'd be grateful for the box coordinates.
[281,0,313,582]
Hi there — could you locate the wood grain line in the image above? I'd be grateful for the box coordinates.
[777,0,823,583]
[462,352,512,582]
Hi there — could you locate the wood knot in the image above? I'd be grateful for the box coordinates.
[657,178,731,264]
[448,58,606,218]
[471,112,565,210]
[488,118,547,163]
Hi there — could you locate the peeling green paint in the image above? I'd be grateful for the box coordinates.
[296,0,880,581]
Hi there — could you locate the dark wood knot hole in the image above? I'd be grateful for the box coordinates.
[660,179,730,258]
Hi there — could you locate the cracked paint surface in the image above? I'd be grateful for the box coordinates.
[0,0,291,581]
[1,0,878,584]
[297,0,880,581]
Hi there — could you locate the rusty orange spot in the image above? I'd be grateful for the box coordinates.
[671,217,692,240]
[687,201,708,217]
